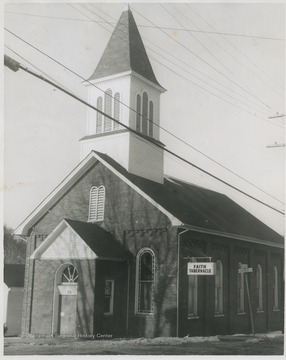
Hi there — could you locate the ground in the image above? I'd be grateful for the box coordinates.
[3,332,284,355]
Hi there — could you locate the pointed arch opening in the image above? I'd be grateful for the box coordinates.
[104,89,112,132]
[96,96,103,133]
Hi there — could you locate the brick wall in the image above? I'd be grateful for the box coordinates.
[22,161,177,337]
[178,230,284,337]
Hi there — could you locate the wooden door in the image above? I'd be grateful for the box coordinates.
[59,294,77,335]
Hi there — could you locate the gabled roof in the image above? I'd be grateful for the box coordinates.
[65,219,130,260]
[93,152,284,247]
[88,8,162,88]
[4,264,25,287]
[15,151,283,248]
[30,219,130,261]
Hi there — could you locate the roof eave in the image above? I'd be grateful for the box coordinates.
[177,224,284,249]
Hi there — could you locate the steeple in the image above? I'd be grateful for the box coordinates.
[81,6,165,184]
[88,8,162,88]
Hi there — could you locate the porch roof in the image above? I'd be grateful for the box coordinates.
[65,219,130,260]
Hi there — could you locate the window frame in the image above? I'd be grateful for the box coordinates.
[96,96,103,133]
[135,248,155,315]
[104,89,112,132]
[273,266,279,311]
[104,279,114,315]
[88,185,105,222]
[214,260,224,316]
[256,264,263,312]
[113,92,120,130]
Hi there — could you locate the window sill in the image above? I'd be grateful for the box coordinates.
[237,312,246,315]
[104,313,113,316]
[256,310,264,313]
[214,314,224,318]
[135,313,154,316]
[273,308,280,312]
[187,316,199,320]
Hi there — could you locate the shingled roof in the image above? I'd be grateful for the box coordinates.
[65,219,130,260]
[93,151,284,246]
[88,8,162,88]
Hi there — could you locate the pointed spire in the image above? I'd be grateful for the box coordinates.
[88,7,162,88]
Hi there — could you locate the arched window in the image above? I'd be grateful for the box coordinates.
[113,92,120,130]
[215,260,223,315]
[273,266,279,310]
[256,264,263,311]
[142,92,148,135]
[136,94,141,132]
[149,101,154,137]
[136,248,155,314]
[237,263,245,313]
[88,185,105,222]
[62,264,78,283]
[96,96,103,133]
[188,274,198,317]
[104,89,112,132]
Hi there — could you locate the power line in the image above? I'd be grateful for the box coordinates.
[188,4,285,97]
[131,5,278,115]
[90,4,279,121]
[172,3,285,101]
[4,54,284,215]
[73,4,281,127]
[4,24,284,204]
[84,4,273,119]
[163,4,235,77]
[7,6,282,119]
[6,10,285,41]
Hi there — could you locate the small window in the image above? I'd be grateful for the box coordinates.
[104,280,114,315]
[104,89,112,132]
[136,248,155,314]
[256,264,263,311]
[62,265,78,283]
[136,94,141,132]
[96,97,103,133]
[142,92,148,135]
[88,186,105,222]
[215,260,223,315]
[188,274,198,317]
[114,92,120,130]
[149,101,154,137]
[273,266,279,310]
[237,263,245,313]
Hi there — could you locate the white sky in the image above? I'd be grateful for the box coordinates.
[2,1,285,235]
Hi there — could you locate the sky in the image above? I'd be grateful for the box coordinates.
[2,1,285,235]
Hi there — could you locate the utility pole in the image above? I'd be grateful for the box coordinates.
[266,142,285,148]
[267,115,285,148]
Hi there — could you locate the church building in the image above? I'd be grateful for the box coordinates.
[15,8,284,338]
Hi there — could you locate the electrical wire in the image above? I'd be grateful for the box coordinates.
[4,25,285,204]
[187,4,285,99]
[4,54,285,215]
[6,10,285,41]
[73,4,281,127]
[131,5,279,114]
[89,3,274,120]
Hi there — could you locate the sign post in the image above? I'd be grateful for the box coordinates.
[238,264,254,336]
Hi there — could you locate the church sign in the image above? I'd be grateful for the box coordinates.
[187,262,215,275]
